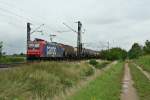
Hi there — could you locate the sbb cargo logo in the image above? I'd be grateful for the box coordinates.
[47,46,56,57]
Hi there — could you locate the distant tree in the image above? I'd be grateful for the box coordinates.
[100,47,127,61]
[128,43,143,59]
[0,41,3,57]
[19,52,25,57]
[13,54,18,56]
[20,52,24,56]
[2,52,6,56]
[143,40,150,54]
[108,48,127,60]
[100,50,109,60]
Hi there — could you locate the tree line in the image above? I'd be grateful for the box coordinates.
[100,40,150,60]
[0,41,24,57]
[0,41,2,57]
[100,47,127,61]
[128,40,150,59]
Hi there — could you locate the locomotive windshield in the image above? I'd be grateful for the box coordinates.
[28,43,40,49]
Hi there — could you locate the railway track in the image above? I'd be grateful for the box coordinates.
[0,60,80,68]
[0,59,93,69]
[0,62,27,68]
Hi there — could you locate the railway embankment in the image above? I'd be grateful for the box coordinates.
[0,60,109,100]
[66,61,123,100]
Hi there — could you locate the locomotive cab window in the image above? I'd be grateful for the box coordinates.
[28,44,34,49]
[28,43,40,49]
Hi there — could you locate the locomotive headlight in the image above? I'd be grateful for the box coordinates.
[28,43,39,49]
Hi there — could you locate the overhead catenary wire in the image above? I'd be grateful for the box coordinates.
[0,1,100,50]
[63,22,78,33]
[0,3,60,44]
[0,1,81,35]
[0,1,56,32]
[0,1,38,23]
[0,7,31,22]
[31,24,45,34]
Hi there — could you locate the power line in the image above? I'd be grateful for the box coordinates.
[0,1,56,31]
[49,34,56,42]
[31,24,45,34]
[63,22,78,33]
[0,1,71,35]
[0,1,34,21]
[0,7,30,21]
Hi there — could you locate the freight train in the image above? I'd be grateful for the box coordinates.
[27,38,100,60]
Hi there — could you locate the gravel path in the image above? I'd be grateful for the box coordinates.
[121,63,139,100]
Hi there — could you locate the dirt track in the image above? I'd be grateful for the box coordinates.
[121,63,139,100]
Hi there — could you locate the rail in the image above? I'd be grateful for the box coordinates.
[0,62,27,68]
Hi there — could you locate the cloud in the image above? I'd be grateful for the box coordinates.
[0,0,150,54]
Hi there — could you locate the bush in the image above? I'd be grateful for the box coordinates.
[89,59,98,66]
[100,48,127,61]
[84,67,95,76]
[89,59,109,69]
[143,40,150,55]
[128,43,143,59]
[80,65,95,78]
[95,62,109,69]
[61,78,74,88]
[0,56,25,63]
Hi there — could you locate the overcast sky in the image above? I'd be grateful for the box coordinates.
[0,0,150,54]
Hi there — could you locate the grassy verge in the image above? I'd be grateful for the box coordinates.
[95,61,110,69]
[129,63,150,100]
[0,56,25,63]
[89,59,110,69]
[134,55,150,73]
[67,62,124,100]
[0,61,94,100]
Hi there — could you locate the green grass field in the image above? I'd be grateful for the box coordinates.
[0,56,25,63]
[135,55,150,73]
[129,63,150,100]
[0,61,95,100]
[67,62,124,100]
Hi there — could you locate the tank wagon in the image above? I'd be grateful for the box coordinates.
[27,38,99,60]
